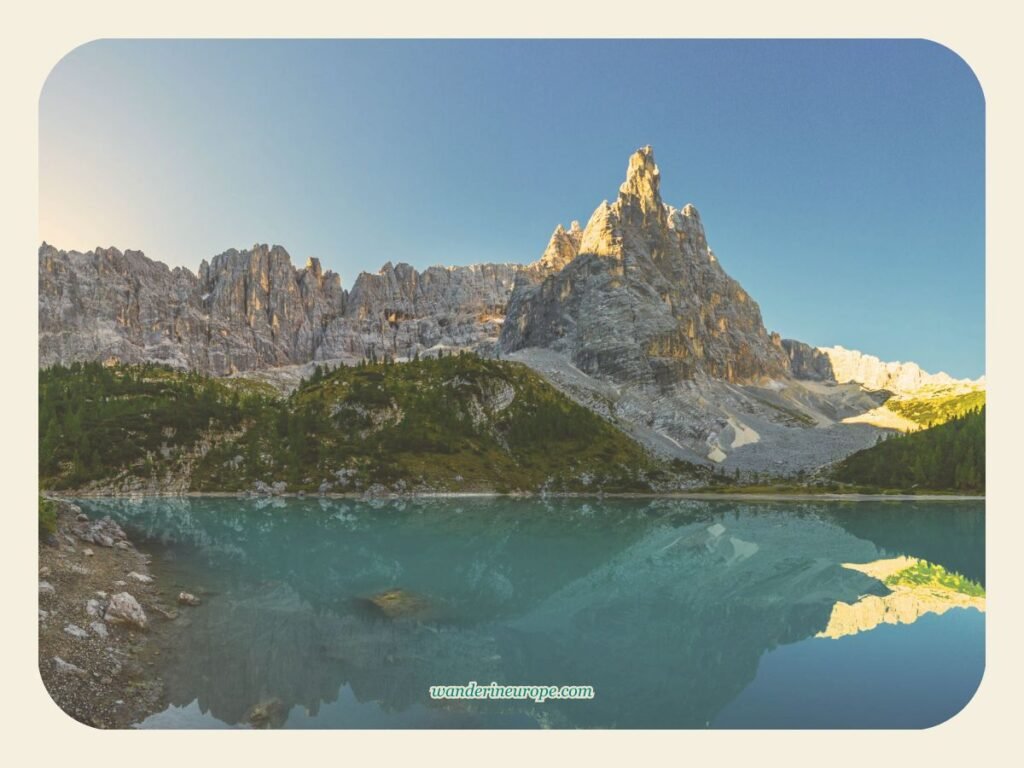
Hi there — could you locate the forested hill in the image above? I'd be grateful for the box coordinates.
[39,357,706,495]
[830,408,984,493]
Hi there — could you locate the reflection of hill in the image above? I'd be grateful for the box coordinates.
[500,516,883,727]
[76,497,983,728]
[84,497,669,619]
[822,503,985,584]
[157,582,505,724]
[816,557,985,639]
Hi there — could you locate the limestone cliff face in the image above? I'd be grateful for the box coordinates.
[781,339,836,382]
[317,261,520,361]
[40,244,213,371]
[40,242,346,374]
[499,147,791,385]
[819,345,980,394]
[195,245,346,372]
[39,242,521,374]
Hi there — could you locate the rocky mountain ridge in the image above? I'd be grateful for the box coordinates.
[39,147,792,386]
[818,345,982,395]
[39,146,982,474]
[40,243,524,375]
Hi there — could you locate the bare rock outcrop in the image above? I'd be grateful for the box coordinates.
[39,243,345,375]
[104,592,148,630]
[318,261,520,361]
[781,339,836,382]
[500,146,791,385]
[39,241,523,373]
[818,345,980,395]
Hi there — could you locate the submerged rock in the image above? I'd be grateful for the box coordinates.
[361,588,430,620]
[177,592,201,607]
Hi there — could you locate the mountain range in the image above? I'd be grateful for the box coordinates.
[38,146,983,475]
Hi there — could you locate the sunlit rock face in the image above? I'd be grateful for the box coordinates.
[500,146,791,385]
[816,557,986,640]
[537,221,583,274]
[819,345,981,395]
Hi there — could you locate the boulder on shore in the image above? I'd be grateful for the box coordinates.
[104,592,148,630]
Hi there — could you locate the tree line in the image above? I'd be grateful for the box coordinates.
[831,407,984,492]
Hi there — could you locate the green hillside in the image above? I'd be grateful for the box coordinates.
[830,407,984,493]
[39,357,704,494]
[885,389,986,429]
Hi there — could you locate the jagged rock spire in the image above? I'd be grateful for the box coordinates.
[537,221,583,272]
[618,145,664,224]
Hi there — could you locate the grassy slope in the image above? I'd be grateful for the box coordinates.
[40,358,706,494]
[884,560,985,598]
[885,389,986,429]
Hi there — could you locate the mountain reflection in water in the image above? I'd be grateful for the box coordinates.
[75,497,984,729]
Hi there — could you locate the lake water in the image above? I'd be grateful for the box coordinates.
[74,497,985,729]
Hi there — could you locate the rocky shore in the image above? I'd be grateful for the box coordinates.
[38,499,188,728]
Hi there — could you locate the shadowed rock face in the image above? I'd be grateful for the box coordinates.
[781,339,836,382]
[500,147,791,385]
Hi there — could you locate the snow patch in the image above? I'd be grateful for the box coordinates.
[707,446,727,463]
[726,415,760,448]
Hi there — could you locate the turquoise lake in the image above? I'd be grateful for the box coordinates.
[74,497,985,729]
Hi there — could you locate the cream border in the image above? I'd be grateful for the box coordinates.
[4,2,1021,765]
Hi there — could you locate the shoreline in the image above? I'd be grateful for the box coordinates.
[50,490,985,503]
[38,500,186,728]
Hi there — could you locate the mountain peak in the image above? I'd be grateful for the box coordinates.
[502,145,791,385]
[618,145,662,217]
[537,222,583,272]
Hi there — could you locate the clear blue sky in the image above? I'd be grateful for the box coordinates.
[39,39,984,378]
